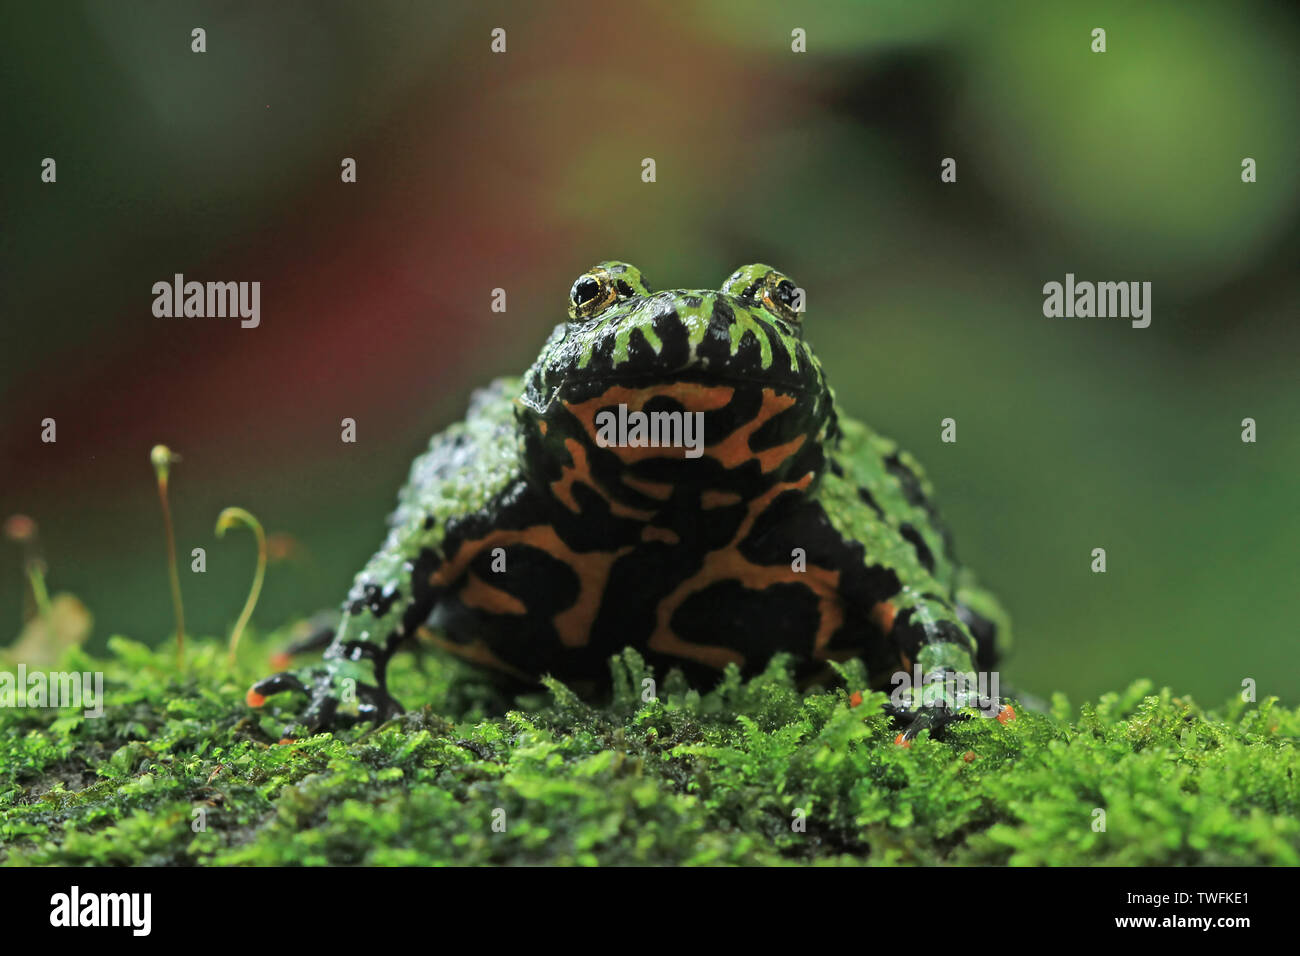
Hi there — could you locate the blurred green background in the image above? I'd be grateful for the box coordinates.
[2,1,1297,705]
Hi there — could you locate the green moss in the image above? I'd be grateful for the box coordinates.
[1,630,1296,865]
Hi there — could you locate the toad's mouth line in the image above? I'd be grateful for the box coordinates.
[521,371,818,416]
[537,364,817,401]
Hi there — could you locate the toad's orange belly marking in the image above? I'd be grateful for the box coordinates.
[565,383,805,474]
[564,382,735,468]
[550,438,655,521]
[431,526,629,648]
[554,383,811,526]
[705,388,806,473]
[647,471,843,671]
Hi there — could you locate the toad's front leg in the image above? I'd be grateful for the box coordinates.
[247,618,408,739]
[878,592,1012,743]
[247,537,435,737]
[803,453,1012,743]
[247,378,529,737]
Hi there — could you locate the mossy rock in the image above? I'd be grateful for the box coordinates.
[1,630,1296,865]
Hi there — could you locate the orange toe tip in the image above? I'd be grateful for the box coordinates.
[997,705,1016,724]
[962,750,977,762]
[277,737,296,746]
[246,690,266,708]
[849,691,864,708]
[894,733,911,748]
[269,652,292,670]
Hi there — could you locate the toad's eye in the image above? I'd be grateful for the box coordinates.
[723,264,803,324]
[571,277,601,307]
[568,263,643,320]
[770,278,798,315]
[758,271,804,324]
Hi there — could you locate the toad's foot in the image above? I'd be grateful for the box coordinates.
[883,667,1014,745]
[247,649,402,740]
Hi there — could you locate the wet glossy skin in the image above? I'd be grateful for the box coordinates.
[249,262,1010,739]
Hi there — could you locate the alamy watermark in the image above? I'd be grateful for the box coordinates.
[50,886,151,936]
[1042,273,1151,329]
[0,665,104,717]
[594,405,705,458]
[152,274,260,328]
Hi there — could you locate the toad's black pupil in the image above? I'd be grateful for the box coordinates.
[774,279,796,306]
[573,278,600,304]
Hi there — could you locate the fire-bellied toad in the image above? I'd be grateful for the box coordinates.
[249,262,1013,741]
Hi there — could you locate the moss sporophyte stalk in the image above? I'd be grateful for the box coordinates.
[214,507,267,666]
[150,445,185,669]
